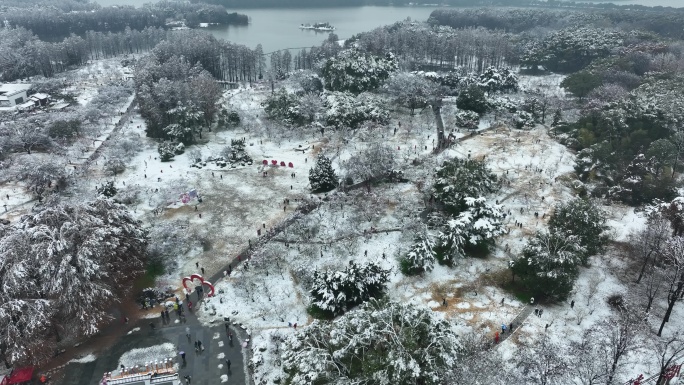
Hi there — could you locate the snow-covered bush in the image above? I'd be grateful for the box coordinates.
[97,181,118,198]
[437,197,506,264]
[401,233,436,275]
[309,261,390,316]
[309,155,338,193]
[283,299,460,385]
[510,231,585,301]
[454,110,480,130]
[513,110,536,130]
[322,49,398,94]
[157,141,179,161]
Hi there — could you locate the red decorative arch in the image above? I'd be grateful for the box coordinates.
[182,274,215,297]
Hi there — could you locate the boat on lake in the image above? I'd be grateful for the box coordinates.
[299,22,335,31]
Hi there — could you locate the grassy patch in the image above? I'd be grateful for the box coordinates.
[484,269,535,303]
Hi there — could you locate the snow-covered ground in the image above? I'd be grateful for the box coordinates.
[1,64,679,384]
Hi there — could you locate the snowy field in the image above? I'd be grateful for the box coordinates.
[2,59,681,384]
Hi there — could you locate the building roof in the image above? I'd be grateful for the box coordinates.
[0,83,31,96]
[31,93,49,100]
[18,101,34,109]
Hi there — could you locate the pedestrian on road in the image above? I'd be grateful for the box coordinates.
[197,340,202,350]
[160,311,166,325]
[188,301,193,312]
[225,359,231,369]
[149,322,155,330]
[534,308,539,316]
[501,324,507,334]
[538,309,543,317]
[184,375,192,384]
[495,331,500,344]
[186,327,191,341]
[180,351,186,364]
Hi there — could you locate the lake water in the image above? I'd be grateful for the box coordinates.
[93,1,683,53]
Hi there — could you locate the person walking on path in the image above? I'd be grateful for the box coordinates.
[570,300,575,309]
[179,351,186,365]
[188,301,193,312]
[225,359,231,370]
[538,309,543,317]
[501,324,507,334]
[495,331,500,344]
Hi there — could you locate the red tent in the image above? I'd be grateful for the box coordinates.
[1,367,34,385]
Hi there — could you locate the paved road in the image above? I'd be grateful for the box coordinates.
[60,308,245,385]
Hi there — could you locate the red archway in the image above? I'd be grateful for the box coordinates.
[182,274,215,297]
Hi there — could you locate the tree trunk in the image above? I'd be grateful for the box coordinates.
[636,250,654,283]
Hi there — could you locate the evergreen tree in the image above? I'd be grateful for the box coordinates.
[510,231,584,301]
[456,84,488,115]
[548,198,609,265]
[310,261,390,316]
[433,158,499,214]
[437,197,506,264]
[97,181,117,198]
[309,155,338,193]
[402,232,436,275]
[283,299,460,385]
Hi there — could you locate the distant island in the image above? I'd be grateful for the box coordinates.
[300,22,336,31]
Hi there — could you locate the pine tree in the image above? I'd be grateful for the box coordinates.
[97,181,118,198]
[548,198,608,265]
[310,261,390,316]
[433,158,499,215]
[437,197,506,264]
[309,155,338,193]
[402,232,436,275]
[510,231,584,301]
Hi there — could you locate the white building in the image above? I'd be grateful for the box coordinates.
[0,83,31,107]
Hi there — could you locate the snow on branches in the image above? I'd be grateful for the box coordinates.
[309,155,338,193]
[323,91,389,129]
[282,299,460,385]
[322,49,398,94]
[437,197,506,264]
[0,199,147,365]
[433,157,499,214]
[309,261,390,316]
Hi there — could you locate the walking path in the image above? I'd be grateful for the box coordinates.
[496,304,535,345]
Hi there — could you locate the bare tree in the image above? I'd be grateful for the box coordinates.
[650,332,684,385]
[629,216,669,283]
[658,236,684,337]
[518,335,568,385]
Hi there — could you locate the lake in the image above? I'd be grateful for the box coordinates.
[93,1,683,53]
